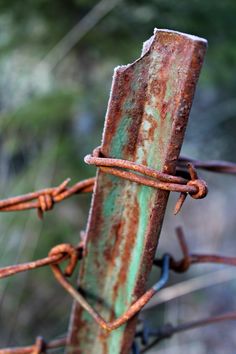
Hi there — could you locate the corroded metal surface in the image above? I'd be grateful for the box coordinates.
[67,29,207,353]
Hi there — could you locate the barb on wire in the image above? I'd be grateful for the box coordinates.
[0,336,66,354]
[136,311,236,353]
[0,177,95,219]
[154,227,236,273]
[84,147,208,214]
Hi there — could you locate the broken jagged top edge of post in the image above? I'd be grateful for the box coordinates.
[113,28,208,74]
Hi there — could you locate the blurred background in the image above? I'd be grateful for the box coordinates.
[0,0,236,353]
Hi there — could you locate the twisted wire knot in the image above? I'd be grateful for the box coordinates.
[37,193,54,219]
[85,146,208,214]
[174,163,208,213]
[37,178,71,219]
[187,179,208,199]
[48,243,78,277]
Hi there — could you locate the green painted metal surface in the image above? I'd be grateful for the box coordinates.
[67,29,207,354]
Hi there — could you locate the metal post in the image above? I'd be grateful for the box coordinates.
[67,29,207,354]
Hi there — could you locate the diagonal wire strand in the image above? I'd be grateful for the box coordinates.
[143,267,236,310]
[36,0,122,72]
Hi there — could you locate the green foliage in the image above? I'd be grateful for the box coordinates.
[0,90,80,133]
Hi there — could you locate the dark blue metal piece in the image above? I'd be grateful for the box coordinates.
[131,341,140,354]
[132,254,170,353]
[152,254,170,291]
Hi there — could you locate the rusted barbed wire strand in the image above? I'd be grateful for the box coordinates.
[0,243,82,280]
[154,226,236,273]
[0,245,79,354]
[0,154,235,218]
[178,156,236,174]
[50,254,170,332]
[0,154,235,349]
[0,336,66,354]
[84,148,208,214]
[0,241,170,332]
[139,311,236,353]
[1,228,236,350]
[55,227,236,332]
[0,177,95,218]
[2,310,236,354]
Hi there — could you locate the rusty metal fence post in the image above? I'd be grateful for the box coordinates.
[67,29,207,354]
[1,27,236,354]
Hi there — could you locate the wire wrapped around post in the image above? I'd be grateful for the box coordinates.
[84,148,208,214]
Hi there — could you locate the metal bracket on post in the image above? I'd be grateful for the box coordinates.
[67,29,207,354]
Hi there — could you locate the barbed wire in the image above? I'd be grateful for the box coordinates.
[2,310,236,353]
[0,153,210,219]
[1,310,236,354]
[0,154,234,216]
[0,154,235,220]
[0,336,66,354]
[153,227,236,272]
[1,227,236,335]
[178,156,236,174]
[0,177,94,218]
[85,147,208,214]
[0,155,235,221]
[136,311,236,353]
[0,243,83,280]
[1,154,236,352]
[1,230,236,352]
